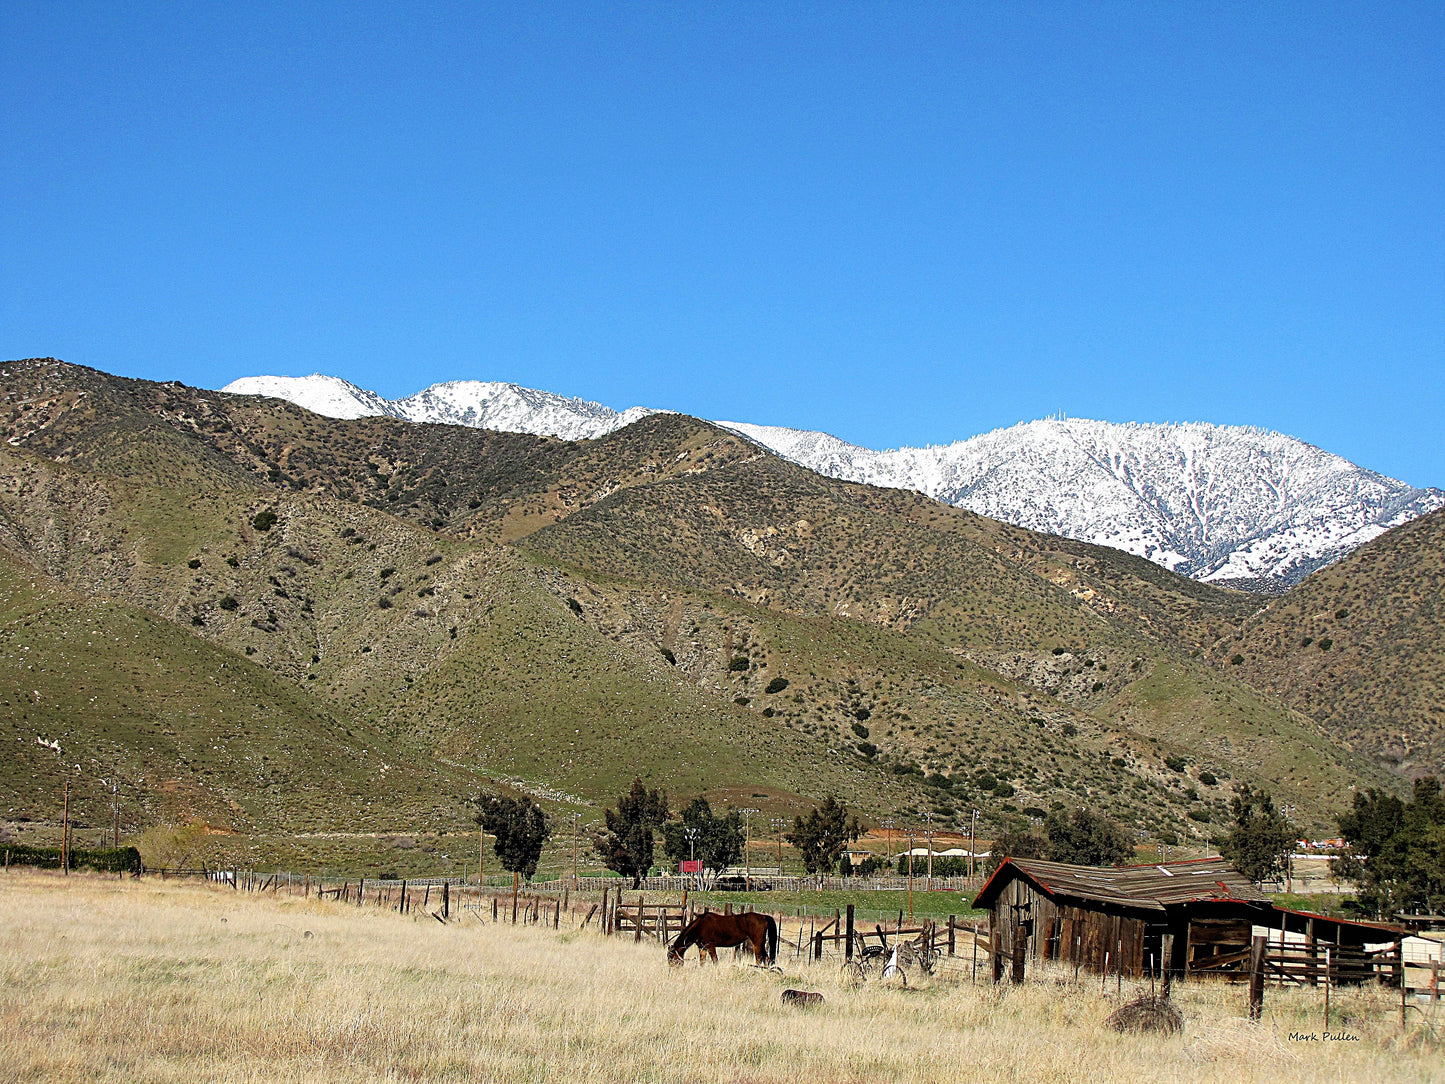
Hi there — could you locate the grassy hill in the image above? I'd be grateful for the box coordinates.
[0,547,479,837]
[0,358,1407,848]
[1207,507,1445,779]
[520,451,1394,820]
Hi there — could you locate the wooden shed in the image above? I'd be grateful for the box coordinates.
[974,857,1272,982]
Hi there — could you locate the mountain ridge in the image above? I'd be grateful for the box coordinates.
[4,356,1406,846]
[221,372,1443,589]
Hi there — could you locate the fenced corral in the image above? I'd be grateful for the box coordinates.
[97,861,1444,1019]
[12,869,1439,1084]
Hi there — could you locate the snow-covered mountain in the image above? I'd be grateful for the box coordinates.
[720,418,1445,586]
[221,373,1443,587]
[221,374,662,440]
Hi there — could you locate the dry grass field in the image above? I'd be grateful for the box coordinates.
[1,871,1438,1083]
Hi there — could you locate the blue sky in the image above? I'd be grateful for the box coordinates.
[3,3,1441,484]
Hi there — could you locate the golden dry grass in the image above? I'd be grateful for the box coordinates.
[1,871,1439,1083]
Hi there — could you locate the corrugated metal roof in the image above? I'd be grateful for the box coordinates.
[974,857,1271,912]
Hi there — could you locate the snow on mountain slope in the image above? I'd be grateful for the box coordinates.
[221,372,1442,588]
[721,418,1445,586]
[221,374,662,439]
[221,374,400,420]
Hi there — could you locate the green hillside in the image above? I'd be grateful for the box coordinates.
[0,358,1409,849]
[0,549,478,836]
[1207,507,1445,779]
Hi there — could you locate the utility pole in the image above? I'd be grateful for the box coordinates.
[1282,804,1296,893]
[881,818,896,874]
[61,780,70,876]
[770,817,786,875]
[108,773,120,848]
[684,826,699,889]
[478,827,485,886]
[924,811,934,891]
[571,812,580,884]
[741,808,759,890]
[969,809,979,882]
[907,828,915,918]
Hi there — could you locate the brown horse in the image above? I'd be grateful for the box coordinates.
[668,911,778,966]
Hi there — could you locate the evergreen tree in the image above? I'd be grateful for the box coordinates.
[1337,776,1445,918]
[1044,807,1133,866]
[1220,784,1297,886]
[596,778,669,888]
[785,796,859,874]
[474,792,552,881]
[986,828,1047,872]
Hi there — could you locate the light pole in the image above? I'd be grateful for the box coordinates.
[906,827,915,918]
[924,811,934,891]
[741,809,759,890]
[684,826,700,890]
[1282,804,1296,892]
[969,809,979,883]
[571,812,580,884]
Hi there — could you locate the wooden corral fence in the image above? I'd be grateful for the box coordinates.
[1189,938,1404,988]
[610,897,688,941]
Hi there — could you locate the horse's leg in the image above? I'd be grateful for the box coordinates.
[706,944,718,965]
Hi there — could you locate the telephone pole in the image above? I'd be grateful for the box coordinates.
[906,827,915,918]
[741,808,759,890]
[924,811,934,891]
[969,809,979,882]
[108,772,120,848]
[61,781,70,876]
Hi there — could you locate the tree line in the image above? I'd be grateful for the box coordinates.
[473,774,1444,916]
[472,780,867,889]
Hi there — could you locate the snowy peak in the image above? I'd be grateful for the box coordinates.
[221,374,399,421]
[395,380,665,440]
[220,372,1443,589]
[725,416,1445,586]
[221,374,664,440]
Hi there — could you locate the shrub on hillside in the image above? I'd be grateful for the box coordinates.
[764,677,789,694]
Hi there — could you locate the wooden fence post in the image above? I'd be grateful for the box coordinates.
[1161,933,1175,998]
[845,905,855,961]
[1399,941,1407,1029]
[635,895,644,942]
[1248,934,1267,1021]
[947,915,956,957]
[442,880,450,922]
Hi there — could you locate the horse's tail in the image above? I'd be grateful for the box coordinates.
[765,915,778,965]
